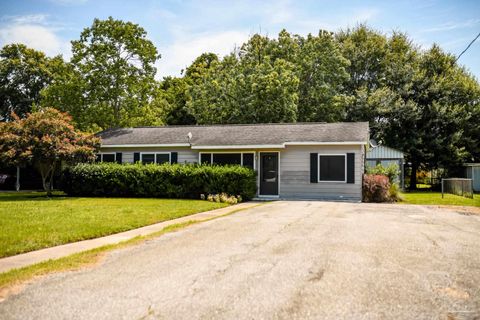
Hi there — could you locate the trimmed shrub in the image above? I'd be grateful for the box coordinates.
[362,174,391,202]
[366,163,399,184]
[61,163,257,199]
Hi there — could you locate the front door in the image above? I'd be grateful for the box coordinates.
[260,152,279,196]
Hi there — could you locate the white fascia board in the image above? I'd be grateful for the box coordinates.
[101,143,191,148]
[191,144,284,150]
[284,141,367,146]
[102,141,367,149]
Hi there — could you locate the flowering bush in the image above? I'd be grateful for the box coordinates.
[362,174,391,202]
[203,193,241,205]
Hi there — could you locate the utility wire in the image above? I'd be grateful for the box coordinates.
[455,31,480,62]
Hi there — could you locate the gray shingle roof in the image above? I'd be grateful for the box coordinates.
[98,122,369,147]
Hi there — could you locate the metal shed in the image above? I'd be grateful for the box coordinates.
[465,163,480,192]
[366,145,405,189]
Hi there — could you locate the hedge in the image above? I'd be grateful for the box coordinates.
[61,163,257,199]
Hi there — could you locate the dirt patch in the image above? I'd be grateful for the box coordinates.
[0,283,28,303]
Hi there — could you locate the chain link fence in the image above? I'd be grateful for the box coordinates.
[441,178,474,199]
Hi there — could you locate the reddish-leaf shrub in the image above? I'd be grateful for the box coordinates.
[362,174,391,202]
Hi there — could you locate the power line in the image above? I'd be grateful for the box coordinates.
[455,31,480,62]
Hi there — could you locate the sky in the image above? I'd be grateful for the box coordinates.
[0,0,479,80]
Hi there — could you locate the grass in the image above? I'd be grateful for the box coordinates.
[400,191,479,207]
[415,183,432,189]
[0,202,264,296]
[0,191,227,258]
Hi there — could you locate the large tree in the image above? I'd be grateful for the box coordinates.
[0,44,63,120]
[157,53,219,125]
[0,108,99,195]
[295,31,350,122]
[188,52,299,124]
[44,17,160,130]
[337,26,480,188]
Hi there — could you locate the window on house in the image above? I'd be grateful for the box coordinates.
[156,153,170,164]
[96,153,116,163]
[212,153,241,165]
[141,153,171,164]
[141,153,155,164]
[319,155,346,182]
[200,153,212,164]
[200,153,255,169]
[243,153,254,169]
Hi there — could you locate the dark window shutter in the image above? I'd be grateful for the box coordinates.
[133,152,140,163]
[310,153,318,183]
[116,152,122,164]
[347,153,355,184]
[171,152,178,164]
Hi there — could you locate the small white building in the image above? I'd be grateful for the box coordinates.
[465,163,480,192]
[366,145,405,189]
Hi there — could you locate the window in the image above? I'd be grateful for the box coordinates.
[242,153,254,169]
[141,153,170,164]
[200,152,255,169]
[156,153,170,164]
[212,153,241,165]
[318,155,346,182]
[96,153,116,163]
[200,153,212,164]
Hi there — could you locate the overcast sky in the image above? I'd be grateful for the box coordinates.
[1,0,479,80]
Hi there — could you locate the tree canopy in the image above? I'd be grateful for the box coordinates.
[42,17,160,130]
[0,108,99,194]
[0,44,63,121]
[1,19,479,184]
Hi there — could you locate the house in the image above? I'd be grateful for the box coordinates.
[96,122,369,201]
[366,145,405,189]
[465,163,480,192]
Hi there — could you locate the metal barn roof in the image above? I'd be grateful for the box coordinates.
[366,145,404,159]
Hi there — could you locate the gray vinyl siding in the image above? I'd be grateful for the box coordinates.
[279,145,363,201]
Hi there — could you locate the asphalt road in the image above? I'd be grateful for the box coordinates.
[1,201,480,319]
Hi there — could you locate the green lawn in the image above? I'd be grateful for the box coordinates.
[400,191,479,207]
[0,192,228,258]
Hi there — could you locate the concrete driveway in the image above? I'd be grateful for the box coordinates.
[1,201,480,319]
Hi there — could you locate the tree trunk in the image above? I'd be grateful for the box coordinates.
[38,162,54,197]
[409,162,418,190]
[46,162,56,197]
